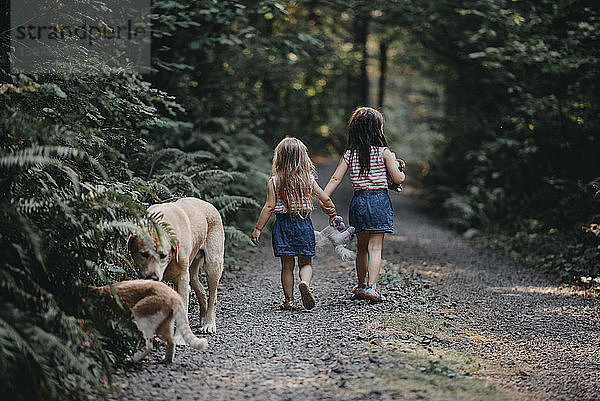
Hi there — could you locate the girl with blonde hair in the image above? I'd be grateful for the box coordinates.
[252,137,337,310]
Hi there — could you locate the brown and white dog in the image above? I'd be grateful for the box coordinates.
[128,197,224,339]
[95,280,208,363]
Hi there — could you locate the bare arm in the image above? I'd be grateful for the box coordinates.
[251,178,276,245]
[313,180,337,225]
[323,158,349,196]
[383,148,406,185]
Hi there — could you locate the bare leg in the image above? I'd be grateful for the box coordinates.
[356,232,370,285]
[298,256,315,309]
[298,256,312,285]
[280,256,295,302]
[366,233,385,288]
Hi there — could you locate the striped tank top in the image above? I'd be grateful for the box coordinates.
[272,175,315,215]
[343,147,388,190]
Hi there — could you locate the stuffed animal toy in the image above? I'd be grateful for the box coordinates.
[387,158,406,192]
[314,216,356,261]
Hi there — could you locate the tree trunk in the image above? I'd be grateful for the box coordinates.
[262,18,277,107]
[377,41,388,109]
[354,12,370,106]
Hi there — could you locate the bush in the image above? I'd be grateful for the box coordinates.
[0,67,263,399]
[390,0,600,280]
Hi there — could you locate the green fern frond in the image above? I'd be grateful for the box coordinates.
[208,195,260,217]
[0,267,46,307]
[14,198,55,215]
[105,221,154,246]
[144,212,179,249]
[223,225,251,245]
[193,169,235,182]
[147,147,214,178]
[32,325,103,393]
[0,313,53,401]
[155,172,198,194]
[0,145,106,179]
[0,316,41,364]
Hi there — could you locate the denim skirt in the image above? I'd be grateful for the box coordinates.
[272,213,316,257]
[349,188,394,233]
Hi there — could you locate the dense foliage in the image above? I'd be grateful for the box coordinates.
[0,0,387,398]
[383,0,600,280]
[1,0,598,399]
[148,0,382,153]
[0,67,266,399]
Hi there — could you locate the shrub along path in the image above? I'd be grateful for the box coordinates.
[108,161,600,401]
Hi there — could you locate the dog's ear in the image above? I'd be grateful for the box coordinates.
[127,235,137,256]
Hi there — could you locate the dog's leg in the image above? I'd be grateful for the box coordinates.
[131,309,158,362]
[173,264,190,346]
[189,251,208,319]
[132,337,152,362]
[157,313,175,363]
[201,267,221,333]
[200,229,224,334]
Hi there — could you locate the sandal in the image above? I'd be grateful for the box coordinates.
[363,284,386,302]
[352,282,367,298]
[280,300,298,310]
[298,281,315,310]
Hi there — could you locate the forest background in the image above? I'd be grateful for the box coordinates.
[0,1,598,400]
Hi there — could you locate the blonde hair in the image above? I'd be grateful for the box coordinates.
[272,137,316,216]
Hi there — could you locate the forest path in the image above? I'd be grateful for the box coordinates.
[108,161,600,401]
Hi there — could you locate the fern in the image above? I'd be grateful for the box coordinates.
[208,194,260,218]
[0,145,106,179]
[147,147,215,178]
[1,18,271,396]
[0,142,147,400]
[223,225,251,245]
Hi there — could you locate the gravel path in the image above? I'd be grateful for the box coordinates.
[108,161,600,401]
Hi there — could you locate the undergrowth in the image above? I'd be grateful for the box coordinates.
[475,223,600,289]
[0,69,265,400]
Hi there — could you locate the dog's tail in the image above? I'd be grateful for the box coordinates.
[172,302,208,351]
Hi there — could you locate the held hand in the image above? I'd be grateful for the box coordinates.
[319,200,336,216]
[386,149,405,168]
[329,214,337,226]
[390,152,405,170]
[251,228,261,245]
